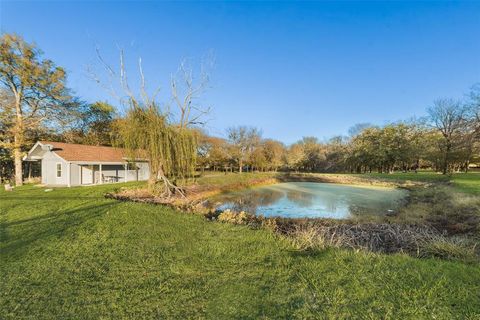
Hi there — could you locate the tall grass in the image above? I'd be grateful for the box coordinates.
[286,223,479,262]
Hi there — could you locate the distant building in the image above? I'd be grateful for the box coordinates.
[24,141,150,187]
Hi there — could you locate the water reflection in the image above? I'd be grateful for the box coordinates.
[285,189,314,208]
[216,188,284,213]
[212,182,407,219]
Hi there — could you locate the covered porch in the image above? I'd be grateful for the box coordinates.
[76,162,142,185]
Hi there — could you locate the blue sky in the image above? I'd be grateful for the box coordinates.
[1,1,479,143]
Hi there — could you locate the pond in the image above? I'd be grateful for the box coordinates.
[211,182,408,219]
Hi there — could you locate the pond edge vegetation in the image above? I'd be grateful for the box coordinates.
[106,173,480,263]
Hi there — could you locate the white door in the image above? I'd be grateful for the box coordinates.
[81,165,94,184]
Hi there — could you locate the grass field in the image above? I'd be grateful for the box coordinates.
[451,172,480,194]
[363,171,480,194]
[1,173,480,318]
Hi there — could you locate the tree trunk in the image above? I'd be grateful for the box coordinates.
[239,159,242,173]
[12,92,24,186]
[13,123,24,186]
[14,145,23,186]
[442,142,451,175]
[149,166,185,198]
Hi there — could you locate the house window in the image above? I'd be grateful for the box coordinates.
[56,163,62,178]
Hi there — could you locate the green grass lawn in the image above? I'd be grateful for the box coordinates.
[451,172,480,194]
[362,171,480,194]
[1,181,480,319]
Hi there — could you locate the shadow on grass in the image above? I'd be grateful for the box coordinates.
[0,196,108,200]
[0,202,119,260]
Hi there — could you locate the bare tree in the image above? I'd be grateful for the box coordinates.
[468,84,480,136]
[427,99,468,174]
[171,55,214,128]
[91,48,214,128]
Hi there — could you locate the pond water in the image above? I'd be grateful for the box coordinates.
[212,182,408,219]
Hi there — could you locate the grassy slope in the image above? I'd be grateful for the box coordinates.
[1,180,479,319]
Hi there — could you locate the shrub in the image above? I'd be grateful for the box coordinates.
[218,210,253,225]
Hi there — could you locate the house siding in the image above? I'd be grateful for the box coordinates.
[42,151,69,186]
[70,163,80,186]
[137,162,149,181]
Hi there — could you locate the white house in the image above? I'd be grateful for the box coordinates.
[23,141,150,187]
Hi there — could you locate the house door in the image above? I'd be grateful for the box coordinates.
[81,165,94,184]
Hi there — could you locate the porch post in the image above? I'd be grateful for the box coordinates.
[124,163,128,182]
[99,164,103,184]
[67,162,71,187]
[79,165,82,185]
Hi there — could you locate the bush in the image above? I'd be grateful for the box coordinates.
[218,210,253,225]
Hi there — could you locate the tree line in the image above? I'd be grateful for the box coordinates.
[1,33,479,188]
[198,97,479,175]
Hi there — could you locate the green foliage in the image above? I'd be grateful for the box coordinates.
[81,101,116,145]
[347,123,423,173]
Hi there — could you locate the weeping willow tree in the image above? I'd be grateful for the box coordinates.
[93,49,212,197]
[115,103,197,197]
